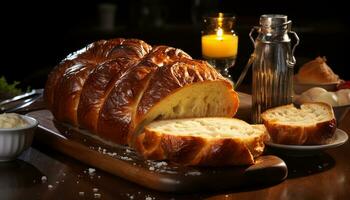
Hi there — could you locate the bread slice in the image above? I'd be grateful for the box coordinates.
[261,103,336,145]
[129,59,239,145]
[133,118,268,166]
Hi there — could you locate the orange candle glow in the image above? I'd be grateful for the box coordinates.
[202,27,238,58]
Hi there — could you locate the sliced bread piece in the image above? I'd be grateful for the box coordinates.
[261,103,336,145]
[133,117,268,166]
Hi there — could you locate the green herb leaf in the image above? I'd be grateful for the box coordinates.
[0,76,22,97]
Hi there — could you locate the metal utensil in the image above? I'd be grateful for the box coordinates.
[0,89,43,113]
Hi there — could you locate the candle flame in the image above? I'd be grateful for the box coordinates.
[216,27,223,40]
[218,12,223,27]
[216,13,224,40]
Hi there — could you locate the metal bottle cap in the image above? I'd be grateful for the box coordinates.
[259,14,291,33]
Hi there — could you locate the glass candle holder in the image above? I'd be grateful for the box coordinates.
[201,13,238,80]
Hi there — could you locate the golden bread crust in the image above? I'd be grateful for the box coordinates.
[261,103,336,145]
[45,38,239,147]
[295,57,340,84]
[134,120,267,166]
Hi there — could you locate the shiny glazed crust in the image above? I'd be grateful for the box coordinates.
[45,39,152,126]
[44,38,239,146]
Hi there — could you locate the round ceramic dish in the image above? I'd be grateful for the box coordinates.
[265,128,348,157]
[0,115,38,161]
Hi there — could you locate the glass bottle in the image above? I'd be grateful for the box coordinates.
[251,15,299,123]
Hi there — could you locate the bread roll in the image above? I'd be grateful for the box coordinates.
[295,57,340,84]
[261,103,336,145]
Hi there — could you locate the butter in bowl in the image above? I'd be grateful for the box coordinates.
[0,113,38,161]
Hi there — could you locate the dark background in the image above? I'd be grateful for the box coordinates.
[1,0,349,90]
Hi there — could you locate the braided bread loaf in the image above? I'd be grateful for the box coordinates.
[44,38,239,146]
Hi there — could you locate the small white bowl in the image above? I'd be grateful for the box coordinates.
[0,115,38,161]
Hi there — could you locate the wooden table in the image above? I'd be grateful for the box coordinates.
[1,99,350,200]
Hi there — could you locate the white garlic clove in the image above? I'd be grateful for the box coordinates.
[302,87,328,101]
[313,92,339,106]
[336,89,350,106]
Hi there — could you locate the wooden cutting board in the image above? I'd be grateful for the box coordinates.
[27,94,287,193]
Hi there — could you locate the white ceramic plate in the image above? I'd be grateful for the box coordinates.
[265,128,348,156]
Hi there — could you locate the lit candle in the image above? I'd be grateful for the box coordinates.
[201,13,238,80]
[201,27,238,58]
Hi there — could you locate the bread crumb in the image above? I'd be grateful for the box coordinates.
[107,152,117,156]
[41,176,47,183]
[93,188,99,192]
[149,166,155,171]
[154,161,167,168]
[185,171,201,176]
[126,149,131,153]
[120,156,132,161]
[79,192,84,196]
[88,168,96,174]
[225,195,229,198]
[56,181,59,184]
[48,184,53,189]
[98,175,101,179]
[94,193,101,199]
[76,181,79,184]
